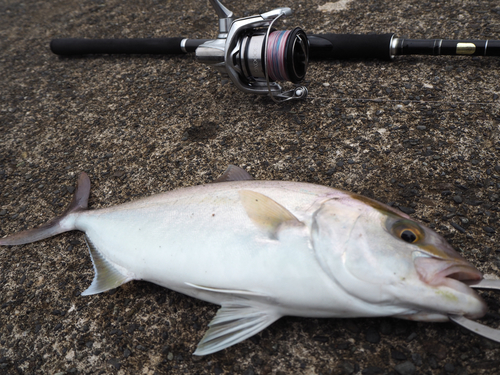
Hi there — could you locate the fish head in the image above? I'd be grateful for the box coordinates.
[311,192,486,321]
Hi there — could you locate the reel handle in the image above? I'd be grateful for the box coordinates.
[50,37,208,55]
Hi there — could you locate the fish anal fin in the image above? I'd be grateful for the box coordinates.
[239,190,301,237]
[214,165,253,183]
[81,235,134,296]
[193,302,281,356]
[0,172,90,246]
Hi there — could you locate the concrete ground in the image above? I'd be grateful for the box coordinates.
[1,0,499,374]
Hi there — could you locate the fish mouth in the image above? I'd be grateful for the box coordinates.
[413,251,487,319]
[413,251,483,296]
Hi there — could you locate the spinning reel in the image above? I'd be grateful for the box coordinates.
[194,0,309,101]
[51,0,310,102]
[51,0,500,102]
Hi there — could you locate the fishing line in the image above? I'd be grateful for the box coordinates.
[305,96,499,106]
[266,30,292,82]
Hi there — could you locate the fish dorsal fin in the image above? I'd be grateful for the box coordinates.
[239,190,301,236]
[81,235,133,296]
[214,165,253,183]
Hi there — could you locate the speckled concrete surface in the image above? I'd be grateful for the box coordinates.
[1,0,499,374]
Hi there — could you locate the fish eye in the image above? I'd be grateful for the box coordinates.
[401,229,417,243]
[388,219,424,244]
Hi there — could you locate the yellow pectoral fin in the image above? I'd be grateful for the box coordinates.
[239,190,301,237]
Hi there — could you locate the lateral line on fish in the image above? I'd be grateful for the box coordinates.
[185,282,267,297]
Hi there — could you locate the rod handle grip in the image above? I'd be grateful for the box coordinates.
[50,37,187,55]
[308,33,394,60]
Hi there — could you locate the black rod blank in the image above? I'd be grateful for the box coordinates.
[50,34,500,59]
[393,38,500,57]
[308,34,395,60]
[50,38,208,55]
[307,34,500,59]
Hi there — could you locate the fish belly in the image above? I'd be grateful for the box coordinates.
[74,181,355,316]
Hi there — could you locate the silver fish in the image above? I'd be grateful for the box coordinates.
[0,166,495,355]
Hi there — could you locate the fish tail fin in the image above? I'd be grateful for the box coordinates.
[0,172,91,246]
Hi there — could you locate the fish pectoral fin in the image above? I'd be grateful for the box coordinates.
[239,190,302,237]
[214,165,254,183]
[193,302,281,356]
[81,235,133,296]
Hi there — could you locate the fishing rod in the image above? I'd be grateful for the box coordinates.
[50,0,500,102]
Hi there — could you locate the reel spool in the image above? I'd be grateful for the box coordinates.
[196,1,309,101]
[239,28,308,84]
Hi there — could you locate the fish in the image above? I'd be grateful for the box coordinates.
[0,165,488,355]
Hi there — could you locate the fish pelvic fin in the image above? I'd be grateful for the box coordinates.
[214,165,253,183]
[81,235,133,296]
[186,283,281,356]
[0,172,91,246]
[239,190,302,238]
[194,302,281,356]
